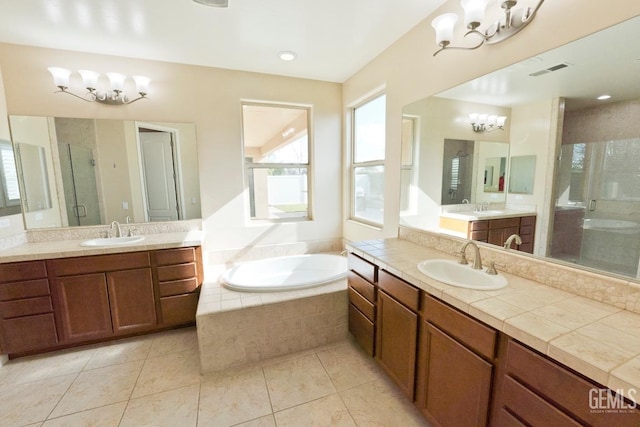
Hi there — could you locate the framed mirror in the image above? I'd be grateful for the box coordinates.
[398,15,640,280]
[9,116,201,230]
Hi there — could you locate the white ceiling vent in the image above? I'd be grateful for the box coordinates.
[529,63,570,77]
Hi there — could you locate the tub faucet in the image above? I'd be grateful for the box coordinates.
[459,240,483,270]
[111,221,122,238]
[504,234,522,249]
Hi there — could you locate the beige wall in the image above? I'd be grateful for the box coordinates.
[0,44,343,254]
[342,0,640,242]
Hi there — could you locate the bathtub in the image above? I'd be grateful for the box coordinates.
[220,254,347,292]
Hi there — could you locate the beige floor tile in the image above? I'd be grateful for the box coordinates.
[148,327,199,357]
[11,347,96,385]
[120,384,199,427]
[132,349,202,398]
[233,415,276,426]
[0,374,76,426]
[84,336,153,370]
[198,366,272,427]
[274,394,355,426]
[263,353,336,412]
[42,402,127,427]
[317,342,382,391]
[49,360,144,418]
[340,377,428,427]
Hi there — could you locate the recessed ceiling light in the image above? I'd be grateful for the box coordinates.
[279,51,297,61]
[597,95,612,100]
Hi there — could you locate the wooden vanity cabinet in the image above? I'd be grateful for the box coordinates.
[492,339,640,427]
[154,247,203,326]
[442,214,536,253]
[0,261,58,353]
[347,253,377,356]
[49,252,156,342]
[376,270,420,399]
[416,294,498,427]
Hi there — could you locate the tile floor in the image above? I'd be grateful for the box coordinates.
[0,327,428,426]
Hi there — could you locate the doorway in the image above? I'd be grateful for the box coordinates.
[136,123,183,222]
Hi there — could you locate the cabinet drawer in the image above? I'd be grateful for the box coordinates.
[348,253,377,284]
[499,375,582,427]
[0,279,50,301]
[490,217,520,229]
[49,252,150,276]
[469,230,488,241]
[504,340,640,426]
[159,278,199,297]
[469,220,489,231]
[520,215,536,226]
[349,303,374,356]
[157,263,197,282]
[0,296,53,319]
[424,294,496,360]
[160,293,198,325]
[1,313,58,353]
[155,247,196,266]
[519,225,534,236]
[378,270,419,312]
[349,287,375,321]
[0,261,47,283]
[347,270,375,302]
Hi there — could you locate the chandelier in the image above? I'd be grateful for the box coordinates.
[469,113,507,133]
[48,67,151,105]
[431,0,545,56]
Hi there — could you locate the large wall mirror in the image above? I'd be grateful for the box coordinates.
[399,15,640,280]
[9,116,201,230]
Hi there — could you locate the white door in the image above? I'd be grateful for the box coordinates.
[139,130,180,221]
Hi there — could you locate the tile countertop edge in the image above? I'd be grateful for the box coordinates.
[0,230,206,263]
[346,239,640,396]
[439,209,538,221]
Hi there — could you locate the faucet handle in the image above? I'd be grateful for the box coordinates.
[458,250,469,265]
[128,228,137,237]
[485,260,498,275]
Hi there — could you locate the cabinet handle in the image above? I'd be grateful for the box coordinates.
[588,199,597,212]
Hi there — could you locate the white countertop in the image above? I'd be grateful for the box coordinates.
[440,208,537,221]
[0,230,205,263]
[346,238,640,401]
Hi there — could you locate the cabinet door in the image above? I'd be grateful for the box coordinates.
[376,290,418,399]
[107,268,157,335]
[54,273,112,342]
[420,322,492,427]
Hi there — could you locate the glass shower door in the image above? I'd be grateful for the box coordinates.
[59,144,101,226]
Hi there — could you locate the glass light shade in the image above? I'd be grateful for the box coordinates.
[468,113,479,123]
[478,114,488,124]
[461,0,489,28]
[431,13,458,46]
[106,72,126,91]
[78,69,99,89]
[48,67,71,87]
[133,75,151,94]
[487,115,497,126]
[497,116,507,127]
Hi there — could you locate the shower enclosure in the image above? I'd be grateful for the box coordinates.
[58,143,101,226]
[551,138,640,278]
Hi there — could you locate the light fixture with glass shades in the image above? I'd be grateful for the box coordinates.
[192,0,228,7]
[469,113,507,133]
[48,67,151,105]
[431,0,545,56]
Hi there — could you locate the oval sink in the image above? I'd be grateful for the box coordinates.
[417,259,507,290]
[80,235,145,247]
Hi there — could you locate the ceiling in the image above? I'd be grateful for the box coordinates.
[0,0,447,83]
[437,15,640,111]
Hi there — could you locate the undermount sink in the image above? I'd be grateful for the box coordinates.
[80,235,145,247]
[417,259,507,290]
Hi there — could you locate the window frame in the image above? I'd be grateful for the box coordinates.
[241,101,313,223]
[349,92,386,227]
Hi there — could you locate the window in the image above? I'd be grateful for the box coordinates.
[0,140,21,208]
[351,94,386,225]
[242,102,311,221]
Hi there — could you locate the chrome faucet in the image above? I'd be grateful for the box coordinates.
[475,201,490,212]
[110,221,122,238]
[504,234,522,249]
[459,240,483,270]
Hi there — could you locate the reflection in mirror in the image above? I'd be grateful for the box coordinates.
[508,155,536,194]
[15,143,52,212]
[484,157,506,193]
[0,140,21,217]
[9,116,201,229]
[442,139,474,205]
[399,15,640,280]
